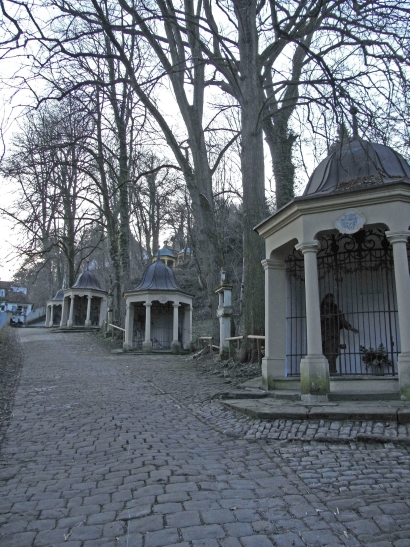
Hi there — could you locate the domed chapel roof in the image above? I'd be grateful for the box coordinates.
[133,258,182,292]
[71,267,103,291]
[52,288,65,301]
[303,136,410,197]
[155,246,176,258]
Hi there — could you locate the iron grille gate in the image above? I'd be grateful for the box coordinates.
[131,302,185,350]
[285,228,406,376]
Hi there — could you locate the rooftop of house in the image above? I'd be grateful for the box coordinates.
[0,282,32,305]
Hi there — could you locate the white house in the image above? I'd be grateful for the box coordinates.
[0,282,33,325]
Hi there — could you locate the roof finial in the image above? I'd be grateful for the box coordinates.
[86,260,90,271]
[350,106,359,138]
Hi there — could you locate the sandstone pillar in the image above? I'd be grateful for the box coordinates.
[295,241,329,402]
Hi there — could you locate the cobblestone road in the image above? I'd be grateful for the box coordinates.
[0,329,409,547]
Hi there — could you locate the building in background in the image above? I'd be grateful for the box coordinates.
[0,282,33,327]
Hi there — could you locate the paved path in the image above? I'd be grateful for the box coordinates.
[0,329,410,547]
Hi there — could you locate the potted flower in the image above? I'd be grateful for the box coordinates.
[360,343,392,375]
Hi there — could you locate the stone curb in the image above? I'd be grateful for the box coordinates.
[221,399,410,425]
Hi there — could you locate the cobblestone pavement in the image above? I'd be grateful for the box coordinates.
[0,329,409,547]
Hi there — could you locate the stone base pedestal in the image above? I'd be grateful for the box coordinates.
[262,358,285,390]
[398,352,410,400]
[85,319,91,328]
[300,355,330,400]
[171,340,181,354]
[142,340,153,352]
[123,342,132,352]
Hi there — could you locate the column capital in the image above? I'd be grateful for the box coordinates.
[261,258,285,270]
[143,302,152,308]
[385,230,410,245]
[173,303,180,308]
[295,240,321,254]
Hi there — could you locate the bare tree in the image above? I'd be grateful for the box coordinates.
[1,99,97,287]
[1,0,409,350]
[129,154,184,260]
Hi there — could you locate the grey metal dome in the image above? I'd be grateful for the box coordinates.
[134,259,182,291]
[304,137,410,196]
[52,288,65,301]
[71,268,103,291]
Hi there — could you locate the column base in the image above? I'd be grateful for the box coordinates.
[171,340,181,354]
[66,321,73,329]
[85,320,92,327]
[398,352,410,400]
[262,358,286,390]
[300,354,330,398]
[142,341,153,352]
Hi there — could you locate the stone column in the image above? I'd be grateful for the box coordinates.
[50,303,55,327]
[45,305,50,327]
[386,230,410,400]
[60,297,67,327]
[85,294,92,327]
[99,297,107,328]
[171,303,181,354]
[107,295,113,334]
[67,295,75,328]
[183,305,193,350]
[123,301,135,351]
[295,241,329,401]
[142,303,153,352]
[261,258,287,390]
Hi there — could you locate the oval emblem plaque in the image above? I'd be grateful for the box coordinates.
[334,210,366,234]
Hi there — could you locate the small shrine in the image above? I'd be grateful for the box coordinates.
[255,124,410,401]
[215,268,233,359]
[45,287,64,327]
[152,245,176,268]
[123,259,193,353]
[60,266,108,328]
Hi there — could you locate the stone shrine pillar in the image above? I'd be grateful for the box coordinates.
[124,302,134,351]
[215,268,233,359]
[50,304,56,327]
[171,303,181,354]
[60,298,67,327]
[295,241,330,402]
[67,295,75,328]
[45,305,51,327]
[142,303,153,352]
[261,257,287,390]
[107,295,113,335]
[183,305,193,350]
[386,230,410,400]
[85,294,92,327]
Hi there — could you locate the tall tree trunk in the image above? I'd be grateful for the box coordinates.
[264,115,297,210]
[235,0,267,341]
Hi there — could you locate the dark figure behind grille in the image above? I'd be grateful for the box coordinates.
[320,293,358,374]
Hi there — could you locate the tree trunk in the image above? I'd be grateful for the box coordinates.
[235,0,267,340]
[264,115,297,210]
